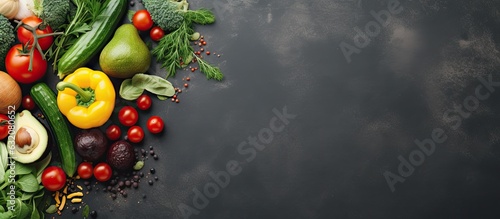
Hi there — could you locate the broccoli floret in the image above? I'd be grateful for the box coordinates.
[0,15,15,71]
[143,0,215,32]
[32,0,70,30]
[143,0,186,31]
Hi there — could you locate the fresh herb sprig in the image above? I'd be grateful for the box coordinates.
[46,0,108,72]
[152,20,194,79]
[193,52,223,80]
[146,0,223,80]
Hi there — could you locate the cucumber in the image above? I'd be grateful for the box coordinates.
[57,0,127,78]
[30,83,76,177]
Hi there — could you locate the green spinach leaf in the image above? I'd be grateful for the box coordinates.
[16,174,39,193]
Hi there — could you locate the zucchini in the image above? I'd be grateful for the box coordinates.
[30,83,76,177]
[57,0,127,78]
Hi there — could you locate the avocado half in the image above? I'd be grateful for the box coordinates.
[9,110,49,164]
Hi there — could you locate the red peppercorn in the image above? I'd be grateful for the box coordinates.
[186,77,190,81]
[175,99,180,103]
[184,83,188,88]
[206,51,210,55]
[202,41,207,45]
[190,68,195,72]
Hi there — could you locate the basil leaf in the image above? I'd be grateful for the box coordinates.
[132,74,175,97]
[33,153,52,183]
[14,163,34,175]
[12,198,30,219]
[31,200,40,219]
[119,79,144,101]
[0,211,12,218]
[157,95,169,101]
[17,174,39,193]
[21,192,34,201]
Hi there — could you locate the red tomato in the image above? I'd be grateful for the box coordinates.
[147,116,164,134]
[17,16,54,50]
[106,124,122,141]
[136,94,152,110]
[41,166,67,191]
[127,126,144,143]
[77,162,93,179]
[22,95,35,110]
[5,44,47,84]
[0,114,9,140]
[93,163,112,182]
[132,10,153,31]
[150,26,165,42]
[118,106,138,126]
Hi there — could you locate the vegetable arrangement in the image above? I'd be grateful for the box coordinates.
[0,0,223,217]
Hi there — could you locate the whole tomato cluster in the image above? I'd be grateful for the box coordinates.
[6,16,53,84]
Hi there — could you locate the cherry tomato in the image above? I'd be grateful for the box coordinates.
[77,162,93,179]
[93,163,112,182]
[5,44,47,84]
[17,16,54,50]
[41,166,67,191]
[0,114,10,140]
[118,106,138,126]
[147,116,164,134]
[136,94,152,110]
[127,126,144,143]
[132,10,153,31]
[150,26,165,42]
[106,124,122,141]
[21,95,35,110]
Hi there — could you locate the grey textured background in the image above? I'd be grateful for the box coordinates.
[55,0,500,218]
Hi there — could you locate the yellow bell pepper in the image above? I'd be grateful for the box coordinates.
[56,67,115,129]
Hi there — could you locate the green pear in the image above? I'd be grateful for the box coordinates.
[99,24,151,78]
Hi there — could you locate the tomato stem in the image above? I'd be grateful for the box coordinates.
[14,20,63,71]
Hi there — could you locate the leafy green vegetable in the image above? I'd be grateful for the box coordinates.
[14,163,34,176]
[0,15,15,71]
[0,143,8,185]
[47,0,108,71]
[0,153,52,219]
[32,0,71,30]
[120,74,175,100]
[119,79,144,101]
[145,0,223,80]
[17,174,39,193]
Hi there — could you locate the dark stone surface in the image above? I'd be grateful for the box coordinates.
[54,0,500,218]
